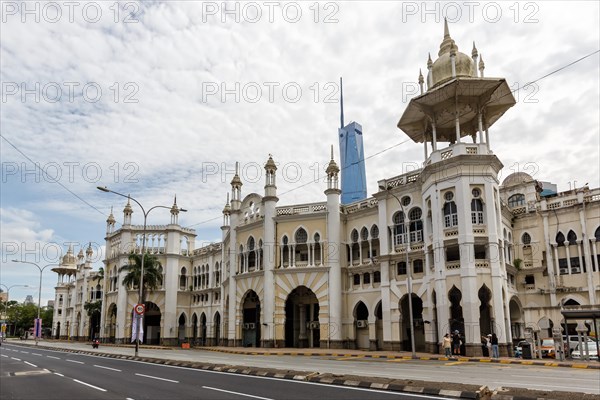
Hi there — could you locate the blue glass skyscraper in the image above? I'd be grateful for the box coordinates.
[338,78,367,204]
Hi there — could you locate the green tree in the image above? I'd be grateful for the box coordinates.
[119,253,163,302]
[93,267,104,283]
[84,300,102,317]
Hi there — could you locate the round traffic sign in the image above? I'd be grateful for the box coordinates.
[134,304,145,315]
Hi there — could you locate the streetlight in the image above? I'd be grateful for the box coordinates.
[379,182,417,359]
[97,186,187,357]
[0,284,31,340]
[9,261,57,345]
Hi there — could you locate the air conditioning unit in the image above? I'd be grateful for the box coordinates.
[310,321,320,329]
[559,268,568,275]
[571,267,581,273]
[356,320,368,329]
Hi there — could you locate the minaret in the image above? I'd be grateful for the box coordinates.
[106,207,115,234]
[472,42,479,77]
[123,198,133,225]
[325,145,343,347]
[262,154,278,347]
[228,162,242,345]
[170,195,180,225]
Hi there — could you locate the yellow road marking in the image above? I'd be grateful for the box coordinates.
[479,359,492,362]
[572,364,588,369]
[445,361,465,366]
[387,358,409,362]
[335,357,364,361]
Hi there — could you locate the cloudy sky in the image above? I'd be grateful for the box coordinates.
[1,1,599,304]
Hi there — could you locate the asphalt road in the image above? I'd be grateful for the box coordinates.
[7,340,598,395]
[1,344,453,400]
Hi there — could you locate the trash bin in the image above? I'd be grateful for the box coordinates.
[522,343,532,359]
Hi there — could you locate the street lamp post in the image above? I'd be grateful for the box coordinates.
[379,183,417,359]
[9,262,56,346]
[97,186,186,357]
[0,284,31,340]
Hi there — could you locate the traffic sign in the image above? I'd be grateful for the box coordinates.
[134,304,145,315]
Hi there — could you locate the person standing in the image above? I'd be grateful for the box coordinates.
[443,333,452,357]
[452,330,462,356]
[491,333,499,358]
[481,335,489,357]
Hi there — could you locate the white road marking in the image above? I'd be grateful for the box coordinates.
[93,364,121,372]
[54,372,64,377]
[126,398,135,400]
[66,359,84,364]
[202,386,274,400]
[135,373,179,383]
[11,357,21,361]
[20,351,29,354]
[1,354,8,358]
[73,379,107,392]
[32,353,42,356]
[47,355,60,359]
[24,361,37,367]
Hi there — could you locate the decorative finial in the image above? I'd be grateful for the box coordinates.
[418,69,424,84]
[173,194,177,205]
[330,144,334,160]
[472,41,478,58]
[444,17,450,38]
[427,53,433,68]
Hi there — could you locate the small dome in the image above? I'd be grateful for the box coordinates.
[502,172,534,187]
[61,247,77,265]
[86,243,93,256]
[264,155,277,170]
[230,173,242,186]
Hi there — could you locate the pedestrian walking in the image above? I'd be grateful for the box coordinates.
[442,333,452,357]
[491,333,499,358]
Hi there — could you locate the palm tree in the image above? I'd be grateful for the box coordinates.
[119,253,163,302]
[93,266,104,283]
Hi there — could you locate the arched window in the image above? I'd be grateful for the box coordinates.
[443,201,458,228]
[361,227,369,241]
[567,230,577,245]
[595,226,600,241]
[522,232,531,245]
[179,267,187,290]
[363,272,371,284]
[295,228,308,244]
[397,261,407,275]
[508,194,525,208]
[556,232,565,246]
[409,207,423,242]
[373,270,381,283]
[353,274,360,285]
[471,199,484,225]
[413,259,424,274]
[350,229,359,243]
[370,225,379,239]
[247,236,255,251]
[393,211,406,245]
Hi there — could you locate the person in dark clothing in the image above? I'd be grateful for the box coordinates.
[491,333,499,358]
[452,330,462,355]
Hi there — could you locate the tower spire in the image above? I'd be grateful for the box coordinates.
[339,77,344,129]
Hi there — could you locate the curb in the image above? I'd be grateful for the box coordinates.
[198,347,600,370]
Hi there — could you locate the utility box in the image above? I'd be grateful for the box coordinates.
[521,342,533,359]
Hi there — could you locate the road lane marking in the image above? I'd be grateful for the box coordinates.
[32,353,42,356]
[93,364,121,372]
[11,357,21,361]
[20,351,29,354]
[73,379,107,392]
[47,355,60,359]
[66,359,84,364]
[24,361,38,367]
[54,372,64,377]
[135,373,179,383]
[1,355,7,358]
[445,361,465,366]
[202,386,274,400]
